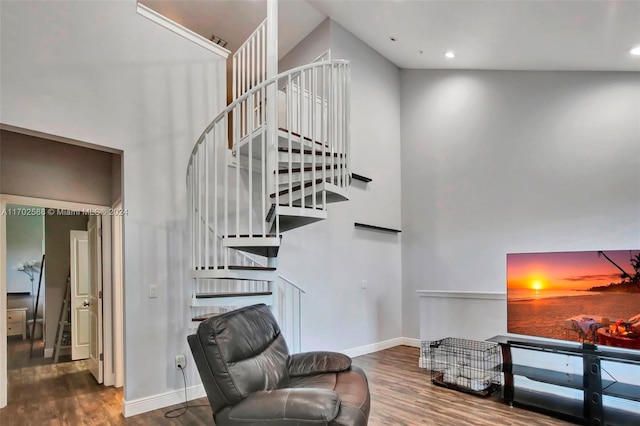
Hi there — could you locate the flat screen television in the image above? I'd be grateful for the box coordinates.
[507,249,640,351]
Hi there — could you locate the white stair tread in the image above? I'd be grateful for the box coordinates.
[191,267,278,281]
[273,181,349,206]
[223,236,280,248]
[191,293,273,307]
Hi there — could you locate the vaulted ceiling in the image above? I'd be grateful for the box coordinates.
[140,0,640,71]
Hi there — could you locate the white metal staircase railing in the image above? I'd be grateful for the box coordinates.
[231,249,305,353]
[187,2,349,354]
[190,251,305,353]
[187,59,350,273]
[233,18,267,111]
[190,221,306,352]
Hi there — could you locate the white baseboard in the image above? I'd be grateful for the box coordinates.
[401,337,421,347]
[123,337,419,417]
[122,384,206,418]
[342,336,420,358]
[342,337,404,358]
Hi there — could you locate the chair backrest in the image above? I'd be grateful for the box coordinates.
[188,304,290,412]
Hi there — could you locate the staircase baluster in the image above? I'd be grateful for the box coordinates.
[343,64,348,189]
[232,55,236,100]
[261,88,266,237]
[321,64,327,210]
[299,70,305,210]
[248,92,254,237]
[261,83,266,237]
[205,133,210,270]
[235,105,241,238]
[262,23,266,94]
[196,146,202,269]
[346,64,351,184]
[223,117,229,270]
[311,66,317,210]
[242,46,247,136]
[287,74,293,208]
[251,35,256,112]
[188,162,193,270]
[213,127,218,270]
[338,64,342,188]
[330,64,335,186]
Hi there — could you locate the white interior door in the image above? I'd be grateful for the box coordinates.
[88,215,103,384]
[70,230,90,360]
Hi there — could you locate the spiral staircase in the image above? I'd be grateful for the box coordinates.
[186,13,350,352]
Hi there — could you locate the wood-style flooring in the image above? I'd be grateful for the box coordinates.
[0,344,576,425]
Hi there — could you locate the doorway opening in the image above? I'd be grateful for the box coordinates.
[0,127,124,413]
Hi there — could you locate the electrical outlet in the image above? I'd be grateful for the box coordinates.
[175,354,186,369]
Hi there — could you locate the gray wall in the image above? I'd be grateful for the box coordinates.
[0,130,119,206]
[279,18,331,72]
[44,214,89,352]
[276,20,404,353]
[401,70,640,338]
[1,1,226,402]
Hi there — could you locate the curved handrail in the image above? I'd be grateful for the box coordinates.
[187,56,350,267]
[187,59,350,165]
[277,273,306,294]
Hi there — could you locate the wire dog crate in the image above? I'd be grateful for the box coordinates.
[422,338,502,397]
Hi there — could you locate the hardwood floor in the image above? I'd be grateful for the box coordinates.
[354,346,574,426]
[0,344,576,425]
[6,335,71,369]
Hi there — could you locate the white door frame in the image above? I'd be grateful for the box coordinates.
[87,215,103,383]
[0,194,124,408]
[112,200,124,388]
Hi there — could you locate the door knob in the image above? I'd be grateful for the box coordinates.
[82,300,90,307]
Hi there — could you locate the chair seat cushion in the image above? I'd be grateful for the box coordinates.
[226,388,340,424]
[288,366,370,426]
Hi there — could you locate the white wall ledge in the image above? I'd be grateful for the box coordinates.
[417,290,506,300]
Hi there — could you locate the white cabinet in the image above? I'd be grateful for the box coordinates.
[7,307,27,340]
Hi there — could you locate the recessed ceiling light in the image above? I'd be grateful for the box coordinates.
[444,51,455,59]
[630,46,640,56]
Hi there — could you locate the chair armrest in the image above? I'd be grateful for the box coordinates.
[288,351,352,377]
[227,388,340,423]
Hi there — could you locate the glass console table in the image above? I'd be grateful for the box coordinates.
[488,335,640,425]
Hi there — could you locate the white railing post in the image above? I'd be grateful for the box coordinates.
[266,0,278,235]
[345,64,351,188]
[204,133,210,270]
[321,64,327,209]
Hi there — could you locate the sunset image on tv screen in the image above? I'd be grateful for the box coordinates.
[507,249,640,350]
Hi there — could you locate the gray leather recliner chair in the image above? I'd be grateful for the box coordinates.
[188,304,370,426]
